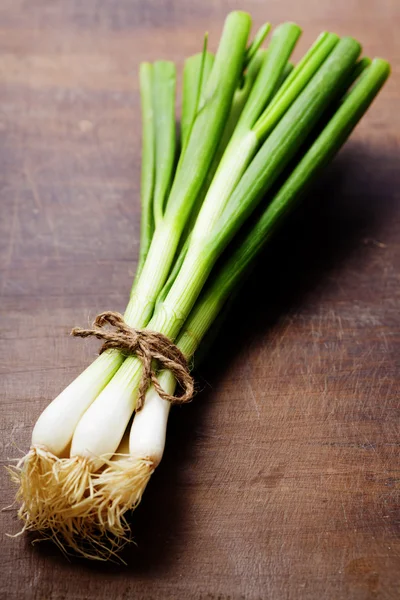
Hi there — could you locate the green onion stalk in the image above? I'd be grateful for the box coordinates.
[10,11,389,561]
[158,28,341,299]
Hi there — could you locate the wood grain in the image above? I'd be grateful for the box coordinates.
[0,1,399,599]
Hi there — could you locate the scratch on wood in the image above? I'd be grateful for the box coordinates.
[24,163,60,258]
[245,377,261,420]
[1,189,19,294]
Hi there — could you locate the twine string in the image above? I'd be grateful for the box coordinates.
[72,311,194,411]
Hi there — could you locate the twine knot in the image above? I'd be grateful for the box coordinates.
[71,311,194,411]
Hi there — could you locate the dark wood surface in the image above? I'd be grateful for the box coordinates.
[1,1,399,598]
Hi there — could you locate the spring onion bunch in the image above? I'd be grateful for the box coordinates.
[10,11,389,560]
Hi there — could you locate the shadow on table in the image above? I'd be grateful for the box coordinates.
[30,140,399,575]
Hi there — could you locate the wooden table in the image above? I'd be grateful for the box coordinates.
[1,1,399,598]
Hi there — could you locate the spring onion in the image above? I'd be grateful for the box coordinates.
[10,11,390,561]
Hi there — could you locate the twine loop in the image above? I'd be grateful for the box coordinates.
[72,311,194,411]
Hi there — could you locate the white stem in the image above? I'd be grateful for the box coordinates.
[32,350,123,456]
[31,293,152,457]
[69,302,182,468]
[70,357,143,469]
[129,370,176,466]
